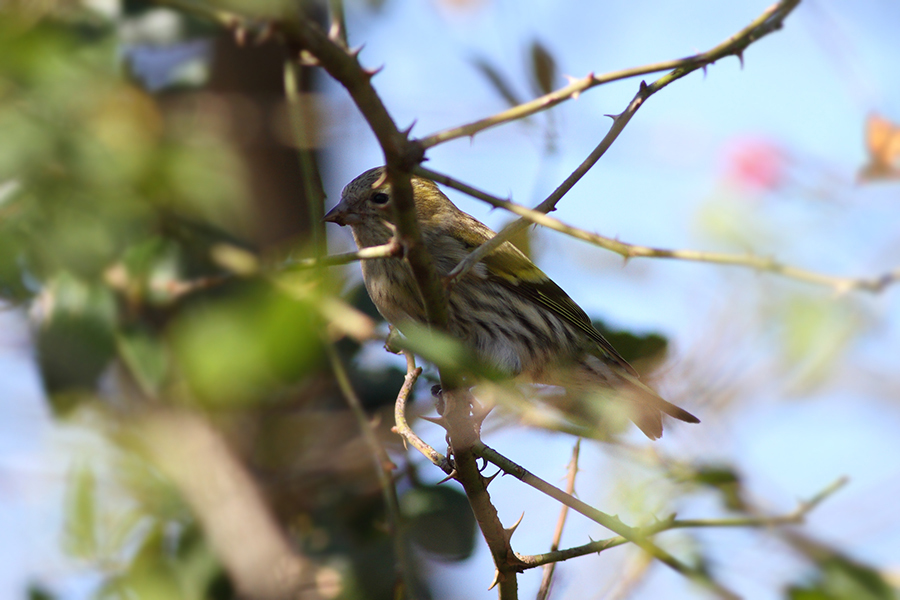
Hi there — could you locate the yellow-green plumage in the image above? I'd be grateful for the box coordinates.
[324,167,699,439]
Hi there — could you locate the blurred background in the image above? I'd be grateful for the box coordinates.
[1,0,899,599]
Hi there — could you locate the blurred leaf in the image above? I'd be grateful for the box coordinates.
[504,218,533,260]
[787,544,899,600]
[401,485,476,561]
[172,282,325,406]
[63,465,98,560]
[858,113,900,182]
[529,39,557,97]
[118,326,169,398]
[591,319,668,365]
[36,272,118,409]
[471,57,524,109]
[777,294,861,390]
[27,585,56,600]
[687,465,745,511]
[400,322,501,380]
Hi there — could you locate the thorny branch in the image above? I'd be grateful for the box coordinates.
[536,439,581,600]
[416,167,900,295]
[474,443,742,599]
[515,476,848,569]
[416,0,800,149]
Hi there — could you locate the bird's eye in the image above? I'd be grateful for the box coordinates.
[370,192,390,205]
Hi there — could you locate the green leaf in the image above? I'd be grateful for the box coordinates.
[117,326,169,398]
[36,272,118,410]
[401,485,476,561]
[172,282,324,406]
[63,465,98,560]
[530,39,557,97]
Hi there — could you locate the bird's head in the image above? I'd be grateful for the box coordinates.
[324,167,456,247]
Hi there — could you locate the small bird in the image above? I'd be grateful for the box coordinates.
[324,167,699,439]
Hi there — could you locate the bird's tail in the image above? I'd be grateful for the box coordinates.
[549,358,700,440]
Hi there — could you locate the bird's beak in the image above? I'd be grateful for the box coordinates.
[323,203,348,226]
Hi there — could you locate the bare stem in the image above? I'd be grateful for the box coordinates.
[536,439,580,600]
[391,352,454,475]
[416,0,801,149]
[476,443,740,599]
[418,167,900,294]
[517,476,848,569]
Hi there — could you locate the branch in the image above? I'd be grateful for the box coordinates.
[416,0,801,149]
[476,443,741,600]
[516,476,848,569]
[391,351,454,475]
[155,0,447,329]
[135,409,328,600]
[536,439,580,600]
[286,240,403,270]
[394,357,522,598]
[417,0,802,286]
[418,168,900,294]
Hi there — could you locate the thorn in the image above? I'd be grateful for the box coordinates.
[362,64,385,80]
[603,113,618,121]
[419,415,449,430]
[736,50,745,69]
[400,119,417,137]
[504,512,525,540]
[349,44,365,59]
[473,403,495,428]
[488,570,501,591]
[436,469,458,484]
[483,470,501,487]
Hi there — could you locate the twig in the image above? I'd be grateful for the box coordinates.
[422,0,802,285]
[391,351,454,475]
[476,443,741,599]
[419,167,900,295]
[536,439,581,600]
[324,342,414,599]
[516,476,848,569]
[283,59,327,259]
[286,240,403,269]
[416,0,800,149]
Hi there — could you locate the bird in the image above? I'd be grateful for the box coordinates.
[323,167,699,439]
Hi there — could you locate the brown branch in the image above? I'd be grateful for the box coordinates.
[536,439,580,600]
[419,168,900,294]
[286,240,403,270]
[416,0,801,149]
[476,443,741,600]
[440,387,524,600]
[134,409,328,600]
[391,351,453,475]
[421,0,805,287]
[516,476,847,569]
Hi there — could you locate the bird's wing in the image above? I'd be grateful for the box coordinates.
[452,220,637,376]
